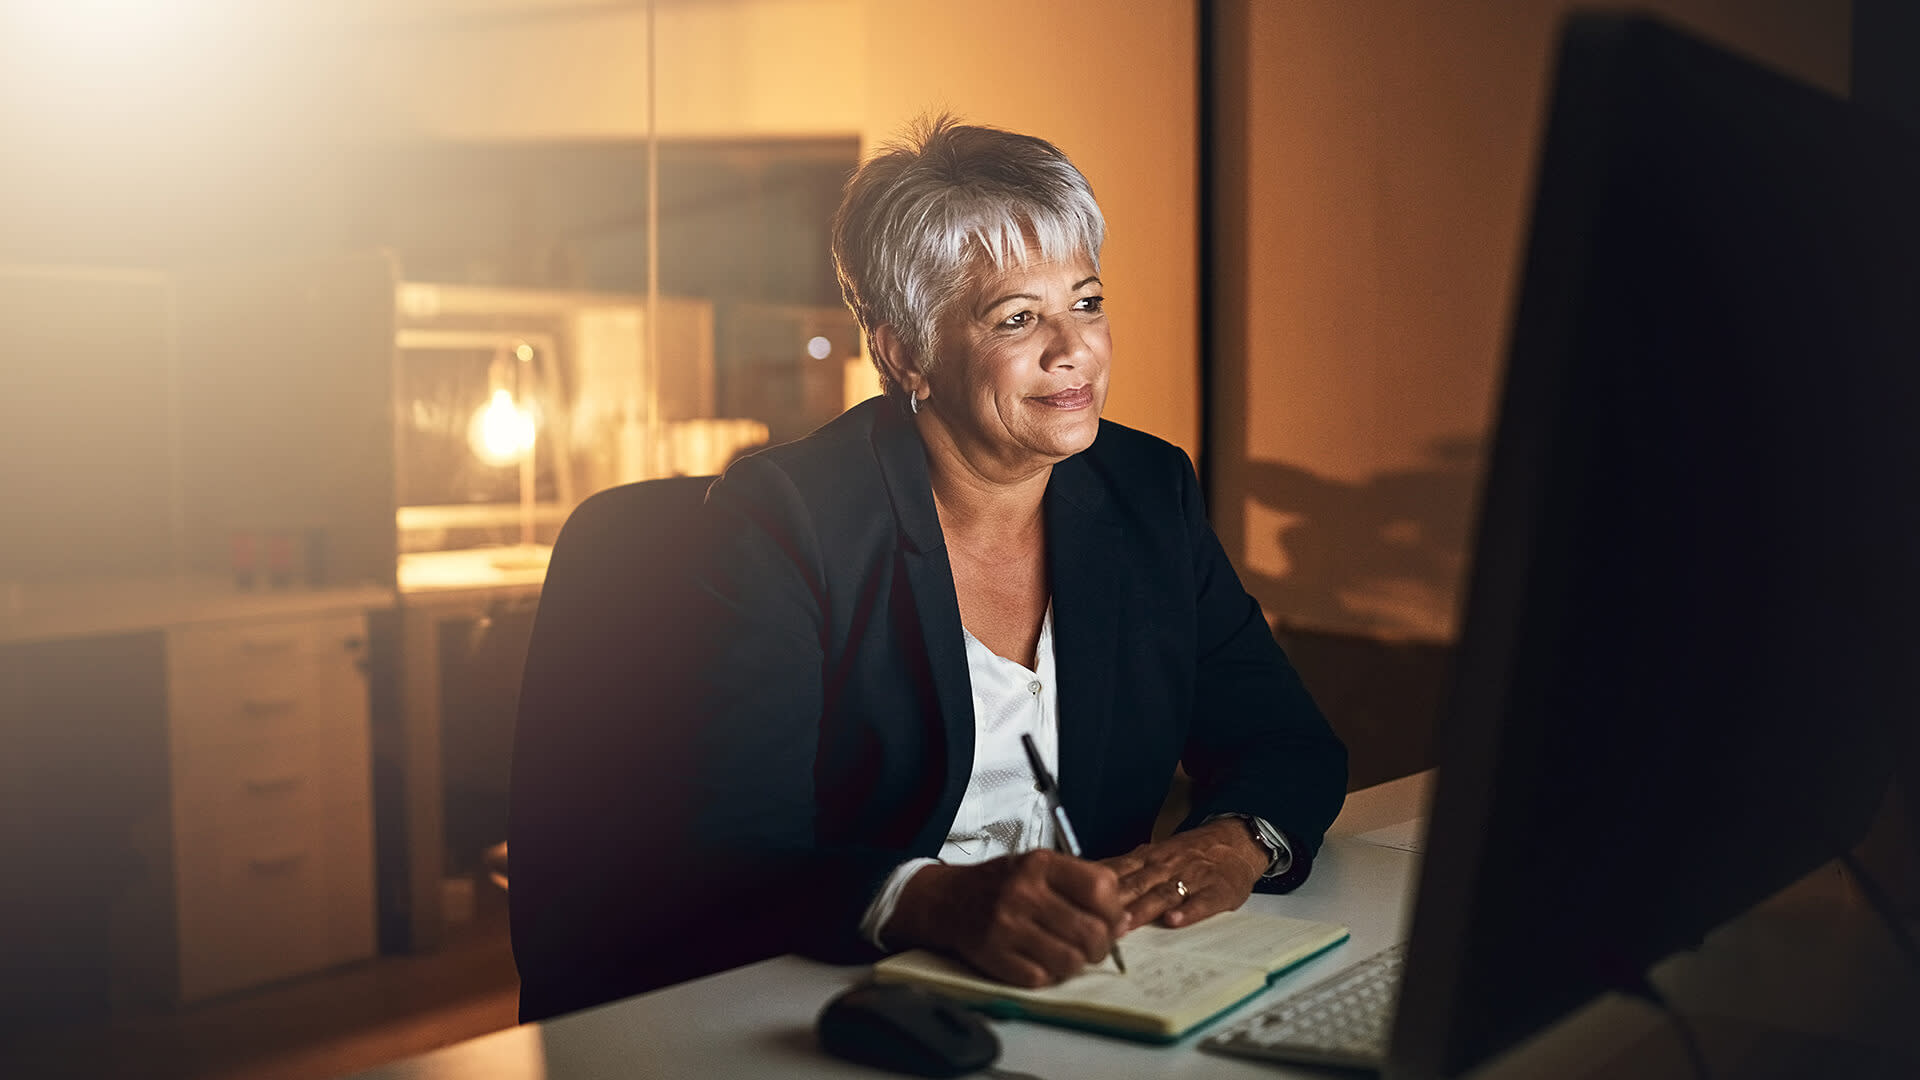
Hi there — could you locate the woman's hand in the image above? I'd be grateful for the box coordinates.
[1102,818,1269,931]
[885,850,1126,988]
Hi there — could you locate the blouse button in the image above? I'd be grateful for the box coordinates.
[1028,680,1042,695]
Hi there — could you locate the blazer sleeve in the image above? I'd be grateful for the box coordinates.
[670,453,908,964]
[1172,449,1349,890]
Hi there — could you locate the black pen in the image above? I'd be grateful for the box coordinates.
[1020,733,1127,974]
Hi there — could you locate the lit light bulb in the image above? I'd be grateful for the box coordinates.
[468,389,537,467]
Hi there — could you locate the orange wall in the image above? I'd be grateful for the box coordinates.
[860,2,1198,453]
[1214,0,1850,640]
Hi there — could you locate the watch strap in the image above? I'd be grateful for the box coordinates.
[1203,812,1294,878]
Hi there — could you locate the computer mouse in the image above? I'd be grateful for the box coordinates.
[816,982,1001,1078]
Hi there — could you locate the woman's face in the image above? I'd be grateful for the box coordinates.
[922,250,1110,475]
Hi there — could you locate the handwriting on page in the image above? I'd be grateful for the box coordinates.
[1125,955,1229,1003]
[1035,949,1249,1009]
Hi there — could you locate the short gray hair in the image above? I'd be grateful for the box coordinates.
[831,115,1105,406]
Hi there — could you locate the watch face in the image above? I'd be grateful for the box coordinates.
[1248,818,1287,876]
[1208,813,1288,876]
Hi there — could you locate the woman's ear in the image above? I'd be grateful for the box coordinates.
[872,324,924,400]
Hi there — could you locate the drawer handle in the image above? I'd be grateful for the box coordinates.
[239,637,300,655]
[241,699,298,718]
[248,853,308,875]
[244,775,305,795]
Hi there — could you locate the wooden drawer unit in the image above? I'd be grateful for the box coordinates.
[166,612,377,1002]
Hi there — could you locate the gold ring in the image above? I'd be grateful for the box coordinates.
[1174,879,1188,899]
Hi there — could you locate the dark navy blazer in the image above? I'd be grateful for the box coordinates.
[511,396,1348,1022]
[683,398,1348,955]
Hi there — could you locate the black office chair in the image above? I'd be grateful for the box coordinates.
[510,475,776,1022]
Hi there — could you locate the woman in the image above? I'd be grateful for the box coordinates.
[512,117,1347,1021]
[682,118,1347,982]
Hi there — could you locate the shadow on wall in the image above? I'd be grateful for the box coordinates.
[1239,433,1482,640]
[1238,434,1483,789]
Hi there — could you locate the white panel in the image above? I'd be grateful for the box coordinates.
[166,611,376,1001]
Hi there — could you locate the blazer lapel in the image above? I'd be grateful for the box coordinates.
[1045,450,1126,828]
[870,409,977,849]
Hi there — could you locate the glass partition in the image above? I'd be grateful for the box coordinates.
[0,0,1199,1054]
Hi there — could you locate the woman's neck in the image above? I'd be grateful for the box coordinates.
[927,460,1048,551]
[918,421,1051,549]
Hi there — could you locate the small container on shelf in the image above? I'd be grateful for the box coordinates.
[265,531,295,589]
[230,531,257,590]
[304,527,329,587]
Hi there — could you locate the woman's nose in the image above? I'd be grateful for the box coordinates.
[1041,313,1093,369]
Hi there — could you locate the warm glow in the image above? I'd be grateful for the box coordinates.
[468,389,537,468]
[15,0,218,67]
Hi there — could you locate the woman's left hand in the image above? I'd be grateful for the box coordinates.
[1101,818,1270,932]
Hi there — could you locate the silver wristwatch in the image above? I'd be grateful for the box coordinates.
[1206,812,1294,878]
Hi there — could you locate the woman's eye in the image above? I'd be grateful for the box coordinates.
[1074,295,1106,314]
[999,311,1033,329]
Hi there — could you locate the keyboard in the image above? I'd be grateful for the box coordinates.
[1200,942,1406,1071]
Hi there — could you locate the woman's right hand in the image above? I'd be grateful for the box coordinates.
[884,850,1126,987]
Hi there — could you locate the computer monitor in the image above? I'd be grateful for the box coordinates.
[1388,14,1920,1078]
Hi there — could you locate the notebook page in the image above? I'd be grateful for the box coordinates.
[873,911,1350,1035]
[1122,910,1349,970]
[877,943,1270,1034]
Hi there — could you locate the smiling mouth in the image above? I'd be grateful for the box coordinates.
[1034,386,1094,409]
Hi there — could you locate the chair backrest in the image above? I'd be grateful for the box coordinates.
[508,475,718,1022]
[518,474,716,693]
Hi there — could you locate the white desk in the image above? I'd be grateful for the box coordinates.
[345,776,1423,1080]
[342,772,1919,1079]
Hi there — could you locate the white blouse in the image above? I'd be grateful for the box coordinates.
[858,604,1060,947]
